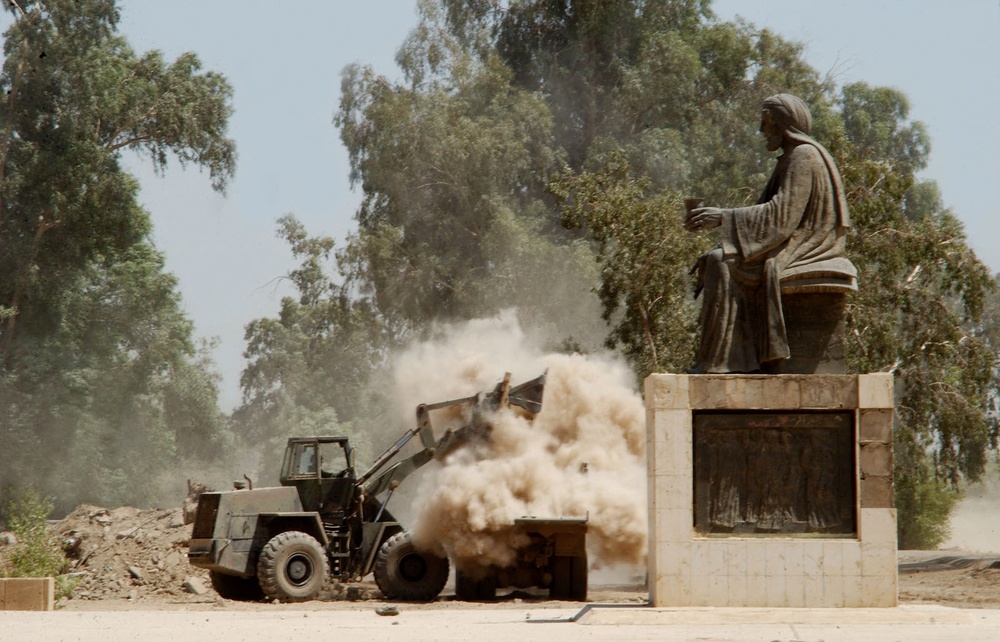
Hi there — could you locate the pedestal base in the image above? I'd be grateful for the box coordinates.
[644,373,896,607]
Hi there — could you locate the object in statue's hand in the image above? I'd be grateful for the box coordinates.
[684,198,705,216]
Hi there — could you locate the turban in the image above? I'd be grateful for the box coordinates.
[763,93,813,134]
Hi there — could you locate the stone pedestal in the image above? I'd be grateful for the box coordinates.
[645,373,896,608]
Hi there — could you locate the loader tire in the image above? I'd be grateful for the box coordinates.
[209,571,264,601]
[549,554,588,601]
[256,531,328,602]
[373,532,449,601]
[455,569,497,601]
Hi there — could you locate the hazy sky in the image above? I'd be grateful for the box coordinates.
[94,1,1000,407]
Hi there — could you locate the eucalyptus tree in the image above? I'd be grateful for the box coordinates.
[0,0,235,510]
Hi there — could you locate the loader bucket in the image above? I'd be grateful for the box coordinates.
[506,371,546,416]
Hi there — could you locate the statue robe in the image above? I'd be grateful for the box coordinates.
[692,142,851,373]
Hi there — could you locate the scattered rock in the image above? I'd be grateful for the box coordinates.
[47,504,212,603]
[0,531,17,546]
[182,577,209,595]
[375,606,399,616]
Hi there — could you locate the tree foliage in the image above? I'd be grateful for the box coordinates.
[334,0,604,351]
[233,216,389,474]
[836,83,998,546]
[0,0,235,511]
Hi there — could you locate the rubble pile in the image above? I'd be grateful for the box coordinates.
[51,505,212,602]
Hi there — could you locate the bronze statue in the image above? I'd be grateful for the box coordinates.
[684,94,856,374]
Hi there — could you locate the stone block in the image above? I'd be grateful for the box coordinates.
[688,564,713,607]
[842,542,863,576]
[745,571,769,607]
[785,573,805,608]
[860,473,894,509]
[765,569,787,607]
[861,573,897,607]
[802,541,824,577]
[743,377,767,409]
[822,541,845,576]
[803,570,824,606]
[858,373,894,409]
[860,508,898,545]
[784,545,804,577]
[687,376,719,409]
[721,377,748,408]
[843,574,864,607]
[651,574,690,607]
[727,569,748,605]
[799,375,857,409]
[822,573,845,608]
[652,474,692,511]
[761,376,802,409]
[765,540,787,576]
[655,506,692,544]
[746,542,767,578]
[0,577,54,611]
[862,543,897,578]
[645,374,690,410]
[859,408,893,442]
[859,442,893,477]
[649,411,691,477]
[660,542,691,578]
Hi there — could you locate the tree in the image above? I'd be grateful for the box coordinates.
[234,216,389,474]
[0,0,236,510]
[335,0,603,352]
[837,85,998,547]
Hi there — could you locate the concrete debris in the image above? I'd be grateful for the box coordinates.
[182,577,208,595]
[46,504,212,603]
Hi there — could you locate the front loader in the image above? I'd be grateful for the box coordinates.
[188,372,546,602]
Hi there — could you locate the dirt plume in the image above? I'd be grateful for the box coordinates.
[400,314,647,573]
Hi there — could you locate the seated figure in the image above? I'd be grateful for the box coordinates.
[685,94,856,373]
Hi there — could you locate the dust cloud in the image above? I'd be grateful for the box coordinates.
[395,311,648,572]
[943,472,1000,553]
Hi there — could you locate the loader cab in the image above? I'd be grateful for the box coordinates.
[281,437,357,517]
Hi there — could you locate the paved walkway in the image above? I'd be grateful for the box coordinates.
[3,604,1000,642]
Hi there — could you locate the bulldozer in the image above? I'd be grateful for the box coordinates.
[188,372,586,603]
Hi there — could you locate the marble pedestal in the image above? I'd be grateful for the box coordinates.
[644,373,896,607]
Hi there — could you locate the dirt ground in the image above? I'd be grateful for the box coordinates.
[5,504,999,611]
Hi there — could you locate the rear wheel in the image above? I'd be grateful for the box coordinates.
[549,555,588,601]
[209,571,264,601]
[455,569,497,601]
[256,531,328,602]
[373,532,449,601]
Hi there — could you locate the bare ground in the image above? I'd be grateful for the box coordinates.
[9,504,998,611]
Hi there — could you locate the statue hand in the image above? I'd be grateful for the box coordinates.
[684,207,723,232]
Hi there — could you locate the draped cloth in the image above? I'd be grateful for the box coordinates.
[690,95,855,373]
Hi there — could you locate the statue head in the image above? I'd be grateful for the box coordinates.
[760,94,812,151]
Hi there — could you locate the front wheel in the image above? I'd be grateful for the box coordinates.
[373,532,449,601]
[256,531,328,602]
